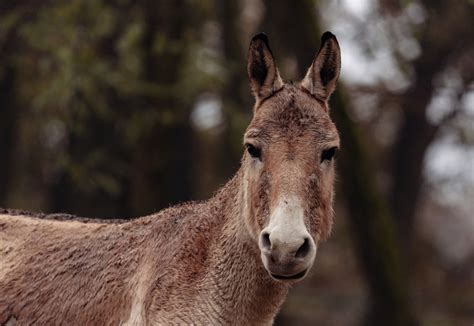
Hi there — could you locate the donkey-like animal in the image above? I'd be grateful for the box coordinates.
[0,32,341,325]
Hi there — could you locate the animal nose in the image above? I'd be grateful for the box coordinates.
[260,231,312,263]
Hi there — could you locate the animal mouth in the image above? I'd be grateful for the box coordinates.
[270,269,307,281]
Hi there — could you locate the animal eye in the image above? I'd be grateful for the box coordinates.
[246,143,261,159]
[321,147,338,163]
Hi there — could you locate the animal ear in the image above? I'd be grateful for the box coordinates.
[247,33,284,102]
[301,31,341,102]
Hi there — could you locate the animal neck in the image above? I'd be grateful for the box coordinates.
[202,168,289,324]
[144,167,289,324]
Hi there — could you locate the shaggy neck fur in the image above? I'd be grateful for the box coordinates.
[0,167,289,326]
[144,169,289,324]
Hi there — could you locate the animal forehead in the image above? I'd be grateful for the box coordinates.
[248,86,337,140]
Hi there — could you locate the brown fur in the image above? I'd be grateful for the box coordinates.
[0,32,341,325]
[244,84,338,242]
[0,176,286,325]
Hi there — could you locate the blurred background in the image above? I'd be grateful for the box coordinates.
[0,0,473,324]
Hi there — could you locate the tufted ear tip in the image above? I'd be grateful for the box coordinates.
[251,32,269,44]
[321,31,336,43]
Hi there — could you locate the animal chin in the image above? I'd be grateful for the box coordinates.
[269,269,308,282]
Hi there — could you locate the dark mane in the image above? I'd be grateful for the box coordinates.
[0,208,128,224]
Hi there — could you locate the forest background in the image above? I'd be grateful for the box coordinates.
[0,0,473,324]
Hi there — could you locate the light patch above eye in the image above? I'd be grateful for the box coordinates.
[245,128,265,140]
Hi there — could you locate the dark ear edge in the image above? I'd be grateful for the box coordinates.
[247,32,283,102]
[301,31,341,102]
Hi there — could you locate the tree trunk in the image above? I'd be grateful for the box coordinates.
[261,0,417,324]
[216,0,249,179]
[331,90,417,326]
[389,0,472,248]
[131,0,195,216]
[0,63,17,205]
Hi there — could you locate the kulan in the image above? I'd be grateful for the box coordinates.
[0,31,341,325]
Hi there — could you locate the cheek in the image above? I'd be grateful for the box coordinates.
[306,170,335,240]
[243,164,271,238]
[254,172,271,228]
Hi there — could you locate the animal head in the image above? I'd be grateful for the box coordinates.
[241,32,341,282]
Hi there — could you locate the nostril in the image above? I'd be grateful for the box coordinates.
[261,232,271,250]
[295,238,310,259]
